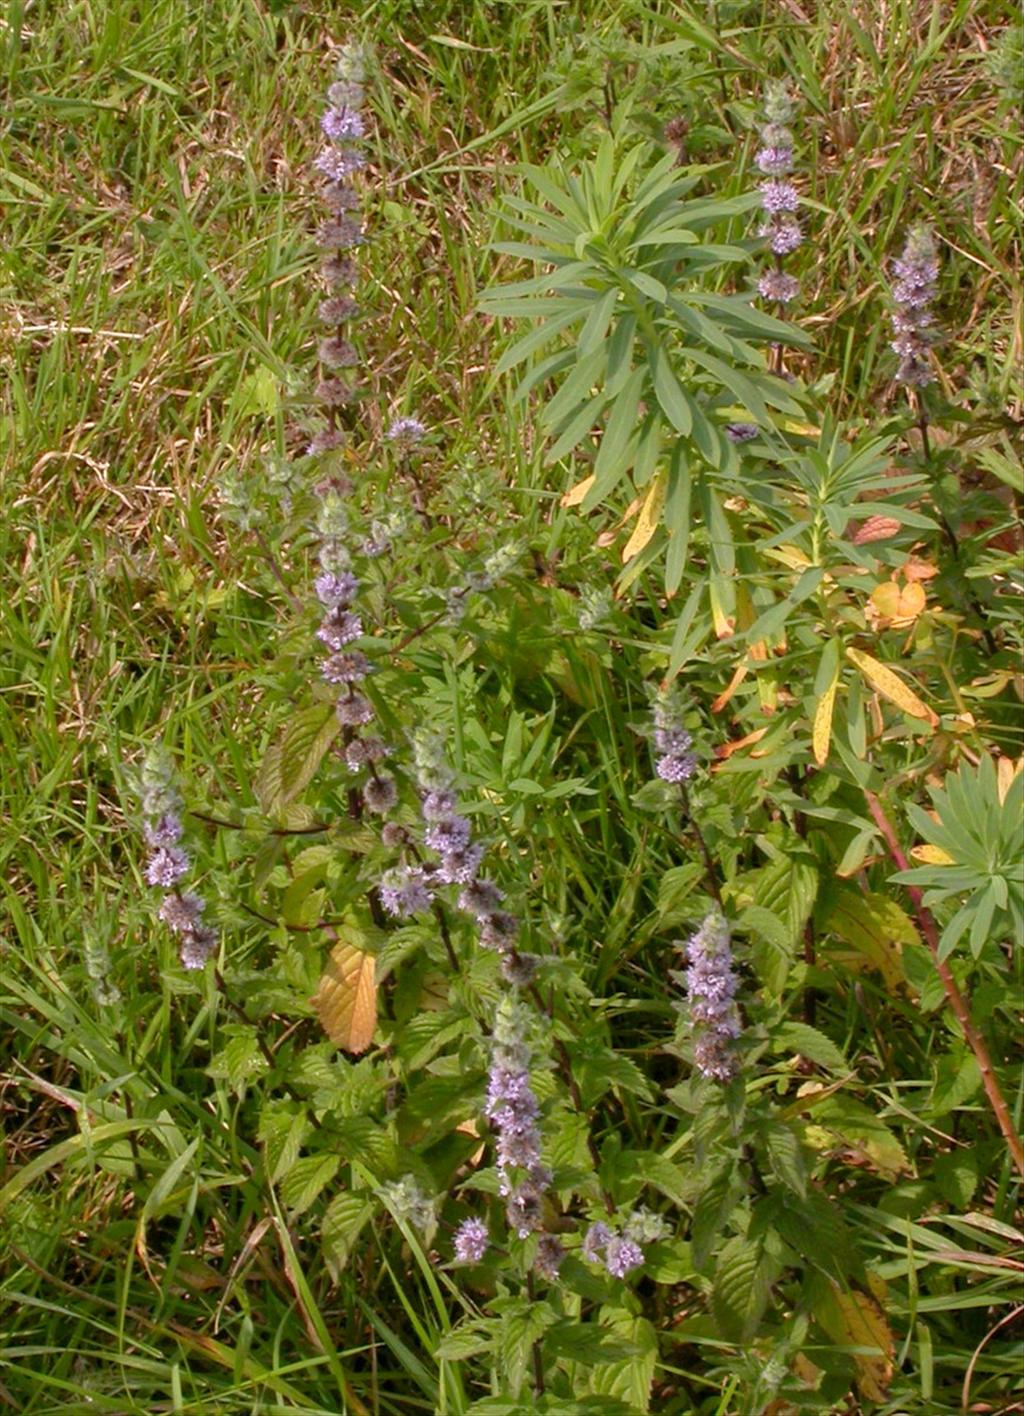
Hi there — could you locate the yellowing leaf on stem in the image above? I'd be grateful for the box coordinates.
[911,843,954,865]
[561,474,595,508]
[622,469,667,563]
[314,936,377,1055]
[997,754,1024,804]
[866,579,926,630]
[823,888,917,992]
[846,648,939,727]
[815,1281,894,1402]
[711,663,749,714]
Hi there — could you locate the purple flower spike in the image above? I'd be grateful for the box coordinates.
[889,226,939,388]
[453,1217,489,1263]
[145,846,190,888]
[679,912,742,1082]
[379,866,432,919]
[321,107,365,142]
[757,270,800,305]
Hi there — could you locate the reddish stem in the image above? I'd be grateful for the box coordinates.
[864,790,1024,1178]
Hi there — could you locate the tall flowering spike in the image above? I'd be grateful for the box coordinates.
[677,912,742,1082]
[487,995,551,1238]
[754,81,802,311]
[133,748,216,971]
[651,685,697,785]
[890,225,939,388]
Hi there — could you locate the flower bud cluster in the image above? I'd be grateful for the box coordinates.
[754,82,801,308]
[135,749,216,971]
[889,225,939,388]
[674,912,741,1081]
[651,686,697,785]
[487,995,552,1241]
[582,1208,670,1279]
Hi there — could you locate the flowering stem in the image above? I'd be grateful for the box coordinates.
[190,811,330,837]
[252,527,304,613]
[863,790,1024,1178]
[525,1270,546,1395]
[527,981,616,1215]
[678,786,722,907]
[431,898,461,975]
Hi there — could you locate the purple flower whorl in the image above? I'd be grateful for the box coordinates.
[135,749,216,971]
[890,225,939,389]
[754,82,802,310]
[677,912,742,1082]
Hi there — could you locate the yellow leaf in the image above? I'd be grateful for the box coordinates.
[866,580,926,628]
[812,676,839,767]
[911,843,954,865]
[561,475,595,508]
[314,937,377,1055]
[846,648,938,727]
[815,1281,894,1403]
[997,754,1024,804]
[621,470,667,563]
[824,889,917,992]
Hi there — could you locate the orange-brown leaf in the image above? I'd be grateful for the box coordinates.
[314,938,377,1055]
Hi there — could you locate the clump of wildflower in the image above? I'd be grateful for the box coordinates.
[581,1208,668,1279]
[134,749,216,971]
[379,1175,437,1241]
[387,415,426,447]
[651,686,697,785]
[754,82,802,307]
[487,995,551,1238]
[453,1217,490,1263]
[675,912,742,1082]
[534,1234,566,1280]
[889,225,939,388]
[379,865,432,919]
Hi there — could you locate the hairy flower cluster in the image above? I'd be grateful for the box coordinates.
[582,1208,670,1279]
[651,687,697,785]
[444,543,521,627]
[487,995,552,1240]
[453,1216,490,1263]
[378,1174,437,1240]
[754,82,802,306]
[889,225,939,388]
[135,749,216,971]
[677,912,741,1081]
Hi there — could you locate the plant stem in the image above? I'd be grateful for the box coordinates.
[526,1270,546,1395]
[679,786,722,907]
[527,981,616,1215]
[863,790,1024,1178]
[214,968,321,1129]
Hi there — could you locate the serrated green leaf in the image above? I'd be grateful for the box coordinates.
[280,1153,340,1216]
[208,1027,267,1092]
[322,1190,376,1278]
[773,1022,847,1073]
[711,1233,782,1342]
[762,1121,807,1197]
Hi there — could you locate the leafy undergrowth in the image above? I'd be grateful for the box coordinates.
[1,2,1021,1414]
